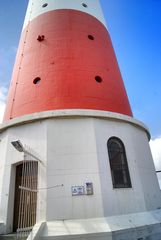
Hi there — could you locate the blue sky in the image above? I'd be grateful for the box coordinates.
[0,0,161,139]
[101,0,161,139]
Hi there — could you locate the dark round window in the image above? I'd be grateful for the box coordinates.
[33,77,41,84]
[95,76,102,83]
[82,3,88,7]
[88,35,94,40]
[42,3,48,8]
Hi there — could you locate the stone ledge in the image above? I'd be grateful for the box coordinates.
[0,110,150,139]
[27,209,161,240]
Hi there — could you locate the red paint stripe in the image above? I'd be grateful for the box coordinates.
[4,10,132,121]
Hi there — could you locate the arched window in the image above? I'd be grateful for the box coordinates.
[107,137,132,188]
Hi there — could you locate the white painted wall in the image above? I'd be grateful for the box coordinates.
[23,0,107,29]
[0,132,8,222]
[46,118,103,220]
[0,121,47,233]
[0,111,161,233]
[94,119,161,216]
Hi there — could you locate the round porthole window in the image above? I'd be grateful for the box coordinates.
[42,3,48,8]
[82,3,88,7]
[88,35,94,40]
[95,76,102,83]
[33,77,41,84]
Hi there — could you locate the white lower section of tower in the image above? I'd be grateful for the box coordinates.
[0,110,161,239]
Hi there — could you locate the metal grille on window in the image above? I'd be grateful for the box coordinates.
[107,137,132,188]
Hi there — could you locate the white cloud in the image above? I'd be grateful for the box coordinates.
[0,87,7,123]
[150,137,161,170]
[150,137,161,188]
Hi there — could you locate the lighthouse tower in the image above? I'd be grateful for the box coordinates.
[1,1,161,239]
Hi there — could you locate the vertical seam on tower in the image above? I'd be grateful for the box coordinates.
[9,1,34,119]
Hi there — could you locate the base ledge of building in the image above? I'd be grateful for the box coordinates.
[0,109,150,139]
[27,209,161,240]
[0,222,5,235]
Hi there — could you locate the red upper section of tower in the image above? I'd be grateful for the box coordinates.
[3,10,132,121]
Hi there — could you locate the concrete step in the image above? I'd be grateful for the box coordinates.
[0,233,27,240]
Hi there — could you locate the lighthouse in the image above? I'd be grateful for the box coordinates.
[0,0,161,239]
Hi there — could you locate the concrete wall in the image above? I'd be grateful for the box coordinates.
[0,121,47,232]
[46,118,103,220]
[94,119,161,216]
[0,111,161,233]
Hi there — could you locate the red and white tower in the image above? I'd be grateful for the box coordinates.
[0,1,161,239]
[4,0,132,120]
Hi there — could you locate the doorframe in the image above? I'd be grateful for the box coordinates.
[11,160,39,233]
[6,160,38,233]
[6,161,23,233]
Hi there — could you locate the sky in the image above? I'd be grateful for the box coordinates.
[0,1,161,179]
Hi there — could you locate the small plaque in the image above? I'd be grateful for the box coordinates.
[71,186,84,196]
[85,182,94,195]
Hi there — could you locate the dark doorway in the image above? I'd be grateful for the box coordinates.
[13,161,38,232]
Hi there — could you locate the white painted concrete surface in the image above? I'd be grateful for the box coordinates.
[0,109,150,139]
[23,0,107,29]
[0,113,161,235]
[27,210,161,240]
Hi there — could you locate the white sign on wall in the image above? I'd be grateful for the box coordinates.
[71,186,85,196]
